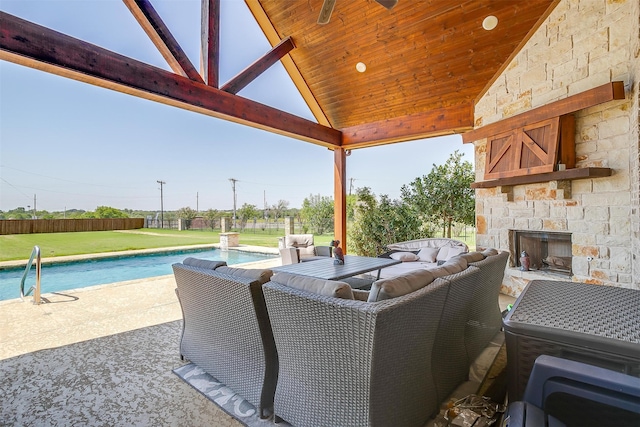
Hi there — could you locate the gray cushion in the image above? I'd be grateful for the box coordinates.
[459,252,485,263]
[429,257,467,278]
[272,272,354,300]
[215,266,273,285]
[481,248,499,257]
[368,269,436,302]
[183,257,227,270]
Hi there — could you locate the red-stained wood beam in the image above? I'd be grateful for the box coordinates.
[341,103,474,149]
[201,0,220,87]
[221,36,295,95]
[334,148,347,253]
[0,12,341,148]
[123,0,204,83]
[463,81,626,143]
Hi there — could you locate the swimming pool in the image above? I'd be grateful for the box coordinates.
[0,248,276,302]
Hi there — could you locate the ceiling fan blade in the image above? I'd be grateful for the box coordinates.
[317,0,337,25]
[374,0,398,9]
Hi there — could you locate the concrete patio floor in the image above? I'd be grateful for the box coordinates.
[0,247,514,426]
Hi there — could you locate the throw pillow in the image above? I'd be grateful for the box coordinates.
[436,245,466,261]
[183,257,227,270]
[272,272,354,299]
[417,247,439,262]
[368,269,436,302]
[389,251,420,262]
[215,266,273,285]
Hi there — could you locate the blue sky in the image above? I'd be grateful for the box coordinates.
[0,0,473,213]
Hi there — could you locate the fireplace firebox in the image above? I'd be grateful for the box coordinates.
[510,230,572,275]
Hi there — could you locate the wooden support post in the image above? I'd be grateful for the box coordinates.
[334,147,347,253]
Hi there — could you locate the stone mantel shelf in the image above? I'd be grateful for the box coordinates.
[471,167,612,189]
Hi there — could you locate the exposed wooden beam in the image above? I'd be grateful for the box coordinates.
[0,12,341,148]
[201,0,220,87]
[341,104,474,149]
[334,148,347,253]
[463,81,626,143]
[244,0,331,127]
[123,0,204,83]
[221,36,295,95]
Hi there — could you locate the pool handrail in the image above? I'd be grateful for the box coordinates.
[20,245,41,305]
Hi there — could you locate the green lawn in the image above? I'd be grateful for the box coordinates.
[0,227,475,262]
[0,229,335,262]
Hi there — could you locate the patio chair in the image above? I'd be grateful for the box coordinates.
[172,263,278,418]
[281,234,332,262]
[503,355,640,427]
[262,274,452,427]
[279,247,299,265]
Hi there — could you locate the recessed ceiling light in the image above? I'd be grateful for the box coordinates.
[482,15,498,31]
[356,62,367,73]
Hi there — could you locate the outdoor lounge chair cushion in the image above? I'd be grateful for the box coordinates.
[368,268,436,302]
[215,266,273,285]
[417,247,440,262]
[183,257,227,270]
[271,272,354,300]
[389,251,420,262]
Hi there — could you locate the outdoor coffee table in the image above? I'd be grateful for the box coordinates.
[272,255,401,282]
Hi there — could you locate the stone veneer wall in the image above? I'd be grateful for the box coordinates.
[631,0,640,295]
[471,0,639,295]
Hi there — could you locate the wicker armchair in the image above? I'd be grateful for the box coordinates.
[172,263,278,418]
[262,277,450,427]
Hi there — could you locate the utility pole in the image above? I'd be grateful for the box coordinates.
[157,180,166,228]
[229,178,237,228]
[196,192,199,213]
[33,194,37,219]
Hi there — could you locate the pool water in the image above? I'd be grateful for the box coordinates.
[0,248,276,301]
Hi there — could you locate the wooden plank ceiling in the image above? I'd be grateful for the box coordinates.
[246,0,558,148]
[0,1,558,150]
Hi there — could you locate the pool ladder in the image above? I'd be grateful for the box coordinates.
[20,245,42,305]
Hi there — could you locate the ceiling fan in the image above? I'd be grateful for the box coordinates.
[318,0,398,25]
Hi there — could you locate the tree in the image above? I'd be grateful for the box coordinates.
[237,203,259,231]
[349,187,425,256]
[300,194,334,235]
[270,199,289,230]
[83,206,129,218]
[401,150,475,238]
[203,209,219,231]
[177,207,197,229]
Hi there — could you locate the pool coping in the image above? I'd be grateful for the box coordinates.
[0,244,280,270]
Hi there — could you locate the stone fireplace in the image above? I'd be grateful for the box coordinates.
[510,230,572,276]
[464,0,639,296]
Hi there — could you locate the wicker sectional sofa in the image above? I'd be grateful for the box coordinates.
[172,248,508,427]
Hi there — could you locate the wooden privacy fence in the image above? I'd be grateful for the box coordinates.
[0,218,145,235]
